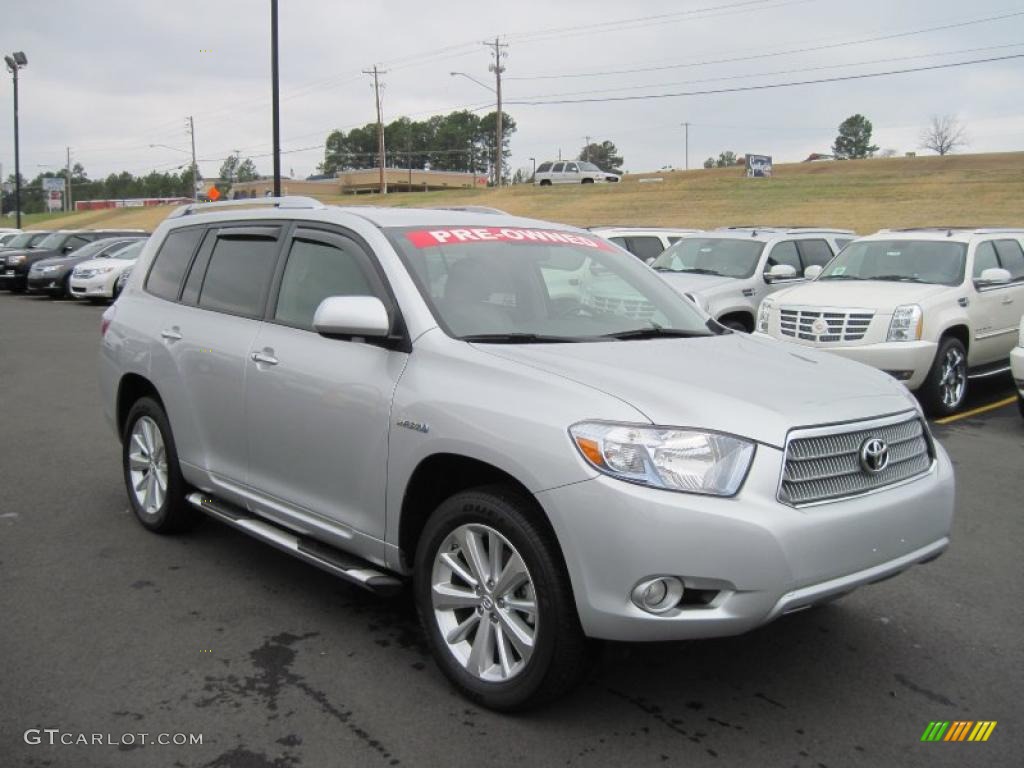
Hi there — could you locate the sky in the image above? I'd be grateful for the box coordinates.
[1,0,1022,182]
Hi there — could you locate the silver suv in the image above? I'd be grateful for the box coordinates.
[652,227,855,331]
[100,199,954,710]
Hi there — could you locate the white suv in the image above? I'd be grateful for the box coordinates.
[534,161,621,185]
[1011,315,1024,417]
[652,227,855,331]
[755,228,1024,416]
[589,226,700,262]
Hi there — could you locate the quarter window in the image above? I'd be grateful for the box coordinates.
[994,239,1024,281]
[197,233,280,317]
[565,163,579,173]
[275,237,375,330]
[146,227,204,301]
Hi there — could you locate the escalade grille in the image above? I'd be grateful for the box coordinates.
[780,415,932,506]
[585,294,657,321]
[779,308,874,342]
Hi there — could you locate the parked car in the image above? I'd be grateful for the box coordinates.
[70,239,147,301]
[588,226,700,262]
[534,161,621,185]
[100,198,954,710]
[652,227,856,331]
[0,227,22,246]
[28,236,149,298]
[754,228,1024,415]
[1012,315,1024,418]
[1,229,147,292]
[0,229,52,252]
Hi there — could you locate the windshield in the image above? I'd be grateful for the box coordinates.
[577,162,602,172]
[819,240,966,285]
[389,226,715,341]
[61,239,116,260]
[5,232,46,249]
[111,241,146,260]
[35,232,71,250]
[653,238,766,278]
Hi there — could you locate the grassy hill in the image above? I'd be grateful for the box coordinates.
[16,151,1024,235]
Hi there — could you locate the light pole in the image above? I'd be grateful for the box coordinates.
[450,70,500,186]
[529,157,535,181]
[681,122,690,171]
[270,0,281,197]
[150,143,196,201]
[5,51,27,228]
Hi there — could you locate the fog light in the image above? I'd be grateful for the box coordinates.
[631,576,684,614]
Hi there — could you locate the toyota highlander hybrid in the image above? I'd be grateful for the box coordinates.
[755,228,1024,415]
[99,199,955,710]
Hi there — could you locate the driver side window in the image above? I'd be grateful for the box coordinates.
[972,241,999,278]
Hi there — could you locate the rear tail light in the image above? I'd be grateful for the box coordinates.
[101,305,116,337]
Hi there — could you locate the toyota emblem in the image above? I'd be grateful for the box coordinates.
[859,438,889,474]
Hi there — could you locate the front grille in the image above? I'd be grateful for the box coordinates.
[779,307,874,342]
[74,269,94,279]
[780,414,932,506]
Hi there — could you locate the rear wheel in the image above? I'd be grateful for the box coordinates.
[414,486,590,711]
[920,337,968,417]
[538,179,551,186]
[122,397,201,533]
[581,178,594,184]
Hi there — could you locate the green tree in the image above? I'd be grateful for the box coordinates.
[832,114,879,159]
[236,158,259,181]
[479,111,517,184]
[577,140,623,174]
[703,157,715,169]
[716,151,737,167]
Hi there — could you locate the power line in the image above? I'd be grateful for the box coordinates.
[503,53,1024,105]
[506,9,1024,80]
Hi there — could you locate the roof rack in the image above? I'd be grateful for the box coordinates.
[717,225,856,235]
[429,205,509,215]
[587,225,698,231]
[167,196,326,219]
[972,227,1024,234]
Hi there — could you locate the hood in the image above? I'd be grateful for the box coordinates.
[33,255,78,269]
[474,333,915,447]
[76,257,133,272]
[655,270,741,295]
[770,279,951,310]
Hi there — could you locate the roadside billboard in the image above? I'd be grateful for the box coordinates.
[41,177,65,192]
[746,154,773,178]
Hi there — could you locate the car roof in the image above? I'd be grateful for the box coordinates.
[676,227,854,241]
[165,199,593,233]
[588,226,700,234]
[868,227,1024,242]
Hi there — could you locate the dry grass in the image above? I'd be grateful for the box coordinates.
[24,151,1024,235]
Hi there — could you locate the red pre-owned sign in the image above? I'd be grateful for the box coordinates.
[405,227,615,251]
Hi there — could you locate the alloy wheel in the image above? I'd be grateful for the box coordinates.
[128,416,168,515]
[939,347,966,408]
[431,523,538,683]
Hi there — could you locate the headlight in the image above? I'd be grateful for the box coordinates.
[887,304,923,342]
[757,299,774,332]
[41,265,59,273]
[93,266,116,274]
[7,254,25,265]
[569,421,755,496]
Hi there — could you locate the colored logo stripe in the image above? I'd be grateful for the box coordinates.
[921,720,996,742]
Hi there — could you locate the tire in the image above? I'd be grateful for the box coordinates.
[1017,393,1024,419]
[62,276,72,299]
[581,178,594,184]
[920,337,968,417]
[414,485,591,711]
[538,179,551,186]
[122,397,201,533]
[721,318,750,333]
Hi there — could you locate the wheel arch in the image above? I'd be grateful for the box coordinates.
[717,309,756,332]
[939,323,970,354]
[116,373,164,440]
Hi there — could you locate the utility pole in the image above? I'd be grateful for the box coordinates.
[363,64,388,194]
[187,116,199,201]
[65,146,72,212]
[270,0,282,196]
[681,122,690,171]
[485,37,507,187]
[584,136,591,162]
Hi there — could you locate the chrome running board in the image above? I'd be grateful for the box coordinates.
[186,492,403,596]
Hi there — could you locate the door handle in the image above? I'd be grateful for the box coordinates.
[251,351,279,366]
[160,328,182,341]
[1001,297,1014,305]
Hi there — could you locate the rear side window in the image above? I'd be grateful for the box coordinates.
[765,240,802,272]
[146,228,204,300]
[625,236,666,262]
[274,236,375,330]
[551,163,564,173]
[565,163,579,173]
[994,239,1024,281]
[536,162,552,174]
[796,239,835,268]
[197,233,280,317]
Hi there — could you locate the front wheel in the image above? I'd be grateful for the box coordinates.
[414,486,590,711]
[920,337,968,417]
[122,397,201,533]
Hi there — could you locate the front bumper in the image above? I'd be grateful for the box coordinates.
[0,268,27,290]
[1011,346,1024,398]
[70,274,115,299]
[27,273,67,295]
[537,439,954,641]
[752,333,937,390]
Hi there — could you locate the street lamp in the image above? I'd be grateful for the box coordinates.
[449,71,494,93]
[529,157,536,181]
[5,51,27,228]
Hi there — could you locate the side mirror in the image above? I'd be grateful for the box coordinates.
[765,263,798,283]
[645,257,656,266]
[313,296,390,338]
[974,267,1011,288]
[63,245,75,253]
[804,264,823,279]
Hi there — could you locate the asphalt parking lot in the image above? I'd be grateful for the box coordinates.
[1,293,1021,768]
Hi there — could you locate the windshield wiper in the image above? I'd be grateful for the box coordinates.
[819,274,864,280]
[461,333,584,344]
[870,275,926,283]
[601,327,708,340]
[675,267,722,276]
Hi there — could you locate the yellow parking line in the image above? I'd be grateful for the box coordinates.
[933,396,1017,425]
